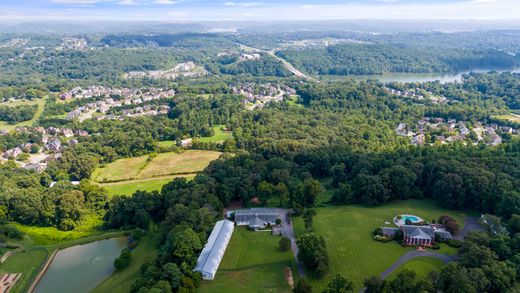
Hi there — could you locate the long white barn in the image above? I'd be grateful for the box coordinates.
[194,219,234,280]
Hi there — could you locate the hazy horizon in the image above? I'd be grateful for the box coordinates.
[1,0,520,22]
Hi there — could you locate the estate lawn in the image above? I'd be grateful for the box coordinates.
[199,228,296,293]
[0,98,47,131]
[92,150,221,183]
[0,248,49,293]
[196,125,233,143]
[293,199,475,291]
[94,231,161,293]
[386,257,445,280]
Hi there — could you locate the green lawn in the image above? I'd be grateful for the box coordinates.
[494,114,520,123]
[286,95,303,108]
[197,125,233,143]
[94,232,161,293]
[199,228,296,293]
[157,140,177,148]
[100,175,195,197]
[386,257,445,280]
[92,150,221,183]
[0,98,46,131]
[0,248,50,293]
[293,199,475,291]
[92,156,149,182]
[137,150,221,179]
[13,214,104,246]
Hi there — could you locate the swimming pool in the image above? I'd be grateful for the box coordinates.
[403,216,419,222]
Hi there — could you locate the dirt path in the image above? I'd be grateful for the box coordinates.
[279,209,305,277]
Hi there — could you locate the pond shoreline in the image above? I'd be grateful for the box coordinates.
[22,231,128,293]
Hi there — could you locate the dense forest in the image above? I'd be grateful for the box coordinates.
[277,44,520,75]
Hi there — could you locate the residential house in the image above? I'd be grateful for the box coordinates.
[45,138,61,152]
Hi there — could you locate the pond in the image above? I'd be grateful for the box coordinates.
[34,237,127,293]
[321,67,520,83]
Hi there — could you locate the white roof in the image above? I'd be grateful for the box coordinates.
[194,220,234,280]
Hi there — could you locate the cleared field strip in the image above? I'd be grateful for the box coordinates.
[137,151,221,179]
[494,113,520,123]
[92,150,221,183]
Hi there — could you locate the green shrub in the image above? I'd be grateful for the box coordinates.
[114,248,132,271]
[279,236,291,252]
[446,239,463,248]
[373,235,392,243]
[431,242,441,250]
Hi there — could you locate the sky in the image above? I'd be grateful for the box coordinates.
[0,0,519,22]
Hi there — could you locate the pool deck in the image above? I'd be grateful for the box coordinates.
[393,214,425,227]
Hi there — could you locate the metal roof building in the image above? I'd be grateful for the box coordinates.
[194,219,235,280]
[234,208,279,230]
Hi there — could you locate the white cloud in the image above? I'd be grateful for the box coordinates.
[224,2,263,7]
[52,0,102,3]
[154,0,179,4]
[118,0,138,5]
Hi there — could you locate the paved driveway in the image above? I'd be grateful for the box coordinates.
[279,209,305,277]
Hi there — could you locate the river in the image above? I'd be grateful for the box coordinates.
[34,237,127,293]
[321,68,520,83]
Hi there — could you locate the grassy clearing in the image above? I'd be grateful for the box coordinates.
[0,98,46,131]
[386,257,445,280]
[293,199,474,291]
[93,150,220,184]
[137,150,221,179]
[197,125,233,143]
[94,232,161,293]
[199,228,296,293]
[286,95,303,107]
[92,156,149,183]
[494,114,520,123]
[0,248,49,293]
[100,175,195,196]
[157,140,177,148]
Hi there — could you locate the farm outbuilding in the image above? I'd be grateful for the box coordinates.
[194,219,235,280]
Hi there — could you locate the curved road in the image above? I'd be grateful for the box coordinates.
[379,251,455,279]
[238,44,319,82]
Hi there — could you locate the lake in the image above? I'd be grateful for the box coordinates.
[34,237,127,293]
[321,68,520,83]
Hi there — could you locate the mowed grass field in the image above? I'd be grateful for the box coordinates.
[197,125,233,143]
[138,151,220,178]
[199,228,296,293]
[101,175,196,196]
[386,257,445,280]
[293,199,474,291]
[494,114,520,123]
[0,98,46,131]
[92,150,221,183]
